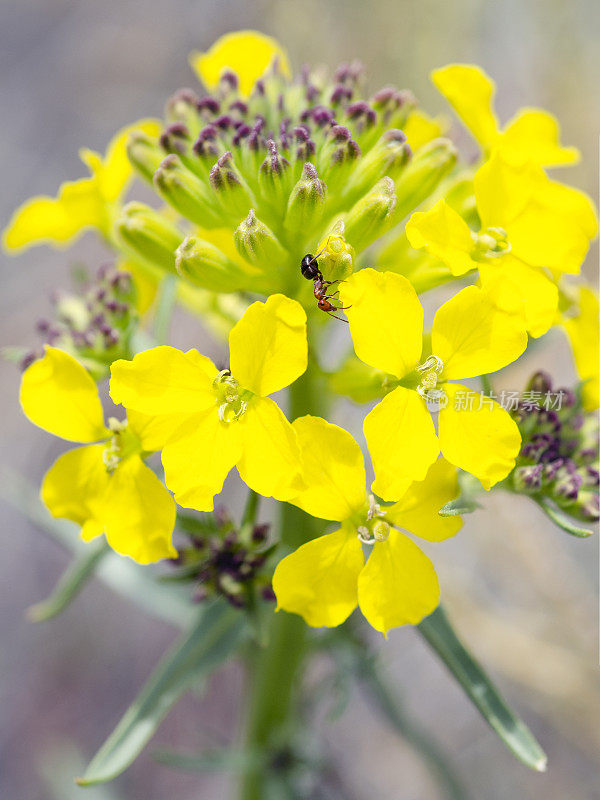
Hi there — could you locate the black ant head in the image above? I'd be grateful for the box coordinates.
[300,254,321,280]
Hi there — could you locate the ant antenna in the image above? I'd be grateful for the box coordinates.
[306,235,333,266]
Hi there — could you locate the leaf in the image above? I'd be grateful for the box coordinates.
[77,602,245,786]
[535,497,595,538]
[418,604,547,772]
[27,540,109,622]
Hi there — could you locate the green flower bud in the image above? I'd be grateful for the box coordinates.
[115,202,182,273]
[344,177,397,252]
[284,163,326,237]
[175,235,259,293]
[346,129,411,198]
[328,353,392,403]
[392,138,457,222]
[234,209,288,285]
[209,151,257,224]
[315,222,355,283]
[127,132,165,184]
[258,140,294,215]
[154,155,222,228]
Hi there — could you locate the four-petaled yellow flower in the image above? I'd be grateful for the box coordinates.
[110,294,307,511]
[189,30,291,98]
[339,269,528,497]
[2,119,160,252]
[406,152,598,337]
[432,63,580,167]
[273,416,461,635]
[20,347,176,563]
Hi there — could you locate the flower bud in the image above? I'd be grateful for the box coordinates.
[344,177,397,252]
[154,155,222,227]
[176,235,258,292]
[234,209,287,283]
[314,221,354,282]
[127,131,165,184]
[346,129,411,197]
[392,138,457,223]
[284,163,326,236]
[258,140,293,211]
[209,151,257,224]
[115,202,182,272]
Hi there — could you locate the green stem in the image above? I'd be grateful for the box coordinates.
[481,373,493,396]
[153,274,178,344]
[239,339,324,800]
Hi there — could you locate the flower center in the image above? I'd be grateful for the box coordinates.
[472,226,511,260]
[102,417,129,473]
[416,355,446,402]
[213,369,248,423]
[357,494,391,544]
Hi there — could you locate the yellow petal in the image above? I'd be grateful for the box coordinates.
[431,64,499,148]
[365,386,439,500]
[288,416,366,522]
[431,285,527,379]
[110,346,217,415]
[20,348,108,442]
[2,178,105,252]
[189,31,291,97]
[103,455,176,563]
[126,409,190,452]
[41,444,109,529]
[162,410,242,511]
[478,256,558,339]
[236,397,304,502]
[357,532,440,635]
[438,382,521,490]
[563,287,599,411]
[497,108,580,167]
[386,458,462,542]
[340,268,423,379]
[402,109,447,151]
[406,200,478,277]
[272,525,364,627]
[229,294,307,397]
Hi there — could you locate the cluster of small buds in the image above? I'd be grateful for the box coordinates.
[173,508,276,609]
[21,265,138,379]
[509,372,599,522]
[124,59,456,299]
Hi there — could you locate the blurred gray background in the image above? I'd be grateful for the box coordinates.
[1,1,599,798]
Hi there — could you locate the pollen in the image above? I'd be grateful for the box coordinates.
[213,369,248,423]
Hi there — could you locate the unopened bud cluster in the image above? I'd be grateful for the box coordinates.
[509,372,599,522]
[173,509,276,609]
[125,59,456,299]
[22,265,137,379]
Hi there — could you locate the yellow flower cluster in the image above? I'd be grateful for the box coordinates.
[7,33,598,635]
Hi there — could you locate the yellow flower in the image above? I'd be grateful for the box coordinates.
[402,109,448,151]
[110,294,307,511]
[339,269,527,496]
[563,286,599,411]
[3,119,160,252]
[20,347,176,563]
[406,152,598,337]
[431,63,579,167]
[189,31,291,98]
[273,416,461,635]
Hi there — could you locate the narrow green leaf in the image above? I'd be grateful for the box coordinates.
[535,497,594,538]
[77,602,245,786]
[27,540,109,622]
[438,496,480,517]
[418,605,547,771]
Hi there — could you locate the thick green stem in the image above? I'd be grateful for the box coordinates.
[239,337,324,799]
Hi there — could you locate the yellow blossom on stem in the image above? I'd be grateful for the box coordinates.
[189,31,291,98]
[406,152,598,337]
[431,63,580,167]
[109,294,307,511]
[339,269,527,496]
[273,416,461,635]
[20,347,176,563]
[563,286,600,411]
[2,119,161,252]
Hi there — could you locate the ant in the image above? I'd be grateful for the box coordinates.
[300,239,351,322]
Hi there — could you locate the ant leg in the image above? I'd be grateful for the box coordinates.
[331,304,352,311]
[327,311,349,322]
